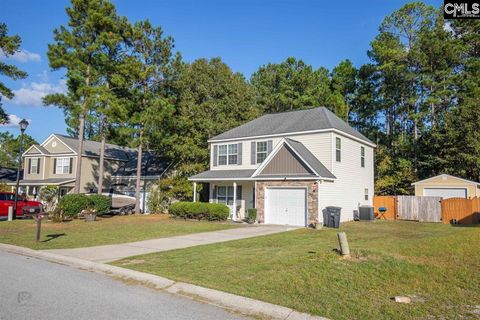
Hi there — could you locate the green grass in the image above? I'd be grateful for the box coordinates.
[0,215,238,250]
[113,221,480,320]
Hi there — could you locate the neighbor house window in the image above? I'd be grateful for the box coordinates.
[336,137,341,162]
[361,146,365,168]
[55,157,71,174]
[29,158,39,174]
[218,144,238,165]
[364,188,369,201]
[256,141,268,163]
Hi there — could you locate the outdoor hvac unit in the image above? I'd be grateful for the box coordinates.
[358,206,375,221]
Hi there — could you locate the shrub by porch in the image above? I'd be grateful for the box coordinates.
[169,202,229,221]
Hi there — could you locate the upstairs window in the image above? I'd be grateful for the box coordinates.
[335,137,341,162]
[256,141,268,163]
[29,158,39,174]
[361,146,365,168]
[218,144,238,165]
[55,157,71,174]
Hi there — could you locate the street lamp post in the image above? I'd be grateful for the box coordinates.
[12,119,29,220]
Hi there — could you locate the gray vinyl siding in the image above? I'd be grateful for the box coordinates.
[258,145,313,176]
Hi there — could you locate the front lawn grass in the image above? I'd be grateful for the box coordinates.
[0,215,238,250]
[113,221,480,320]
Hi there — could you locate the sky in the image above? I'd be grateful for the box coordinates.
[0,0,440,143]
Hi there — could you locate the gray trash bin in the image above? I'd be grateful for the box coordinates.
[326,206,341,228]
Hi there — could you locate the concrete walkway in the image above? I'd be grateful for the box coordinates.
[45,225,295,263]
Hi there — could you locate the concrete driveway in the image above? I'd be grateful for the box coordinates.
[45,225,296,263]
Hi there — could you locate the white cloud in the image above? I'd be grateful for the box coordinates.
[9,80,67,107]
[1,114,32,127]
[0,49,41,63]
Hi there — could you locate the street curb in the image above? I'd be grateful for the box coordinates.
[0,243,174,289]
[0,243,328,320]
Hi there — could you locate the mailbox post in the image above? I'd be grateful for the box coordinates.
[32,212,45,242]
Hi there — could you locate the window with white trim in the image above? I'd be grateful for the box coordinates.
[55,157,71,174]
[335,137,341,162]
[217,186,234,205]
[218,144,238,165]
[30,158,39,174]
[364,188,369,201]
[256,141,268,163]
[361,146,365,168]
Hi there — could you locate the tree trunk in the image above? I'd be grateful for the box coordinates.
[430,84,435,127]
[97,114,106,194]
[74,113,85,194]
[134,129,143,214]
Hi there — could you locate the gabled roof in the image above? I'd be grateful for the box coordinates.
[252,138,336,180]
[24,134,135,161]
[284,138,336,179]
[412,174,480,186]
[209,107,374,146]
[23,144,49,155]
[189,139,335,182]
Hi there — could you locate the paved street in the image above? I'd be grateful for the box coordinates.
[45,225,295,262]
[0,251,248,320]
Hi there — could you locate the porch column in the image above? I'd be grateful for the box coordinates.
[232,182,237,220]
[209,183,213,203]
[193,182,197,202]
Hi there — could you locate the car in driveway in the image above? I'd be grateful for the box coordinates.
[0,192,43,218]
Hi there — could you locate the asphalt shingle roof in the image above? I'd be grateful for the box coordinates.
[210,107,373,145]
[189,169,256,180]
[112,152,169,177]
[55,134,135,161]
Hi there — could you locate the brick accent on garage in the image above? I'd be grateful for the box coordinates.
[255,180,318,226]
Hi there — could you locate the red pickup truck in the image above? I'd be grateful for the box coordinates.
[0,192,43,218]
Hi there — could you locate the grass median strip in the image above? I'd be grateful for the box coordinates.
[0,215,238,250]
[113,221,480,320]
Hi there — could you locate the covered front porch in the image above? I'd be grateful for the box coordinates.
[189,169,256,221]
[7,178,75,200]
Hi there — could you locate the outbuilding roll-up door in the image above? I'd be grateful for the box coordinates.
[265,188,307,226]
[423,188,467,199]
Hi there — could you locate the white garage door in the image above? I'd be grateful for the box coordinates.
[423,188,467,199]
[265,188,307,226]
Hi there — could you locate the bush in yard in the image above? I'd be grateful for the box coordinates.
[206,203,230,221]
[247,208,257,223]
[58,194,91,218]
[88,194,112,215]
[57,194,112,218]
[169,202,229,221]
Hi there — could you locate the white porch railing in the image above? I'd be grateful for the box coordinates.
[228,200,246,221]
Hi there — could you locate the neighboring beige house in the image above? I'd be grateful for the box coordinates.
[412,174,480,199]
[189,107,376,227]
[9,134,135,197]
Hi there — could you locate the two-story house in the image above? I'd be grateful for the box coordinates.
[11,134,134,197]
[189,107,375,227]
